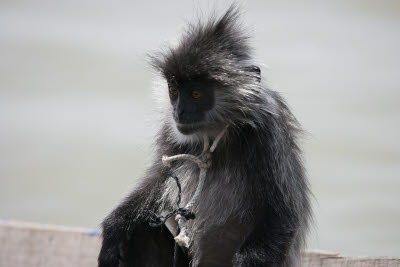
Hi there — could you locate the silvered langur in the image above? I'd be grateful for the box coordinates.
[98,6,312,267]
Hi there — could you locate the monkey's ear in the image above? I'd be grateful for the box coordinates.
[244,65,261,82]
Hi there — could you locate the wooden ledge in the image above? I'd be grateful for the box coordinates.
[1,221,399,267]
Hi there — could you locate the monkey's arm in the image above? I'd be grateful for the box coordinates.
[233,204,297,267]
[232,139,302,267]
[98,161,169,267]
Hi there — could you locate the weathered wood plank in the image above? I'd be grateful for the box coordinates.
[0,221,101,267]
[301,250,400,267]
[0,221,399,267]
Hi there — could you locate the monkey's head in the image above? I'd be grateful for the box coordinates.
[151,6,267,138]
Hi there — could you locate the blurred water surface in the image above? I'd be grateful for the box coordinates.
[1,0,399,257]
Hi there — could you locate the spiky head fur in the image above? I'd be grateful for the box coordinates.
[150,6,280,145]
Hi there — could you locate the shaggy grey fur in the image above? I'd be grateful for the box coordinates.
[98,5,312,267]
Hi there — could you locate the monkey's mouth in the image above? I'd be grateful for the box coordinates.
[176,122,204,135]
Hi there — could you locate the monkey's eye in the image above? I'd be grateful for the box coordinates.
[192,90,201,99]
[169,87,178,96]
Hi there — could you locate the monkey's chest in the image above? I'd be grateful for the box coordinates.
[159,164,249,266]
[160,162,200,209]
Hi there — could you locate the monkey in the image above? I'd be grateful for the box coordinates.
[98,5,312,267]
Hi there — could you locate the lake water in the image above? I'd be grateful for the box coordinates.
[0,0,399,257]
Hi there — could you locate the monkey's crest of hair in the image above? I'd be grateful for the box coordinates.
[150,5,285,140]
[150,6,255,85]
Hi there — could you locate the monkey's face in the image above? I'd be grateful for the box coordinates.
[168,78,216,135]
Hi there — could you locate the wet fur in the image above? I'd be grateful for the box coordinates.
[98,6,311,267]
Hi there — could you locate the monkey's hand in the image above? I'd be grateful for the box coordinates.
[98,162,167,267]
[232,216,296,267]
[98,214,131,267]
[233,247,273,267]
[233,248,281,267]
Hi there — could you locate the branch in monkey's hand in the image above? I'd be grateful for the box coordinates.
[145,175,195,228]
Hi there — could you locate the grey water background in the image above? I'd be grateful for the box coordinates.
[1,0,399,257]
